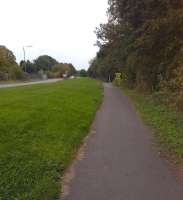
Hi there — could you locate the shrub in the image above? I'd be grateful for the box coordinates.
[0,72,9,80]
[9,66,25,80]
[47,71,60,79]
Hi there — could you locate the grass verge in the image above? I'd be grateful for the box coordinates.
[0,78,103,200]
[123,87,183,165]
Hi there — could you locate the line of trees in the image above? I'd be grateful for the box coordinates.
[88,0,183,110]
[20,55,76,79]
[0,46,77,81]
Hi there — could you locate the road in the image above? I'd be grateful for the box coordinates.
[61,83,183,200]
[0,78,62,89]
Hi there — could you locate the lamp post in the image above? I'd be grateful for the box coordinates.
[23,46,32,72]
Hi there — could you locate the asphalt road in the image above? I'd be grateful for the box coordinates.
[61,83,183,200]
[0,78,62,89]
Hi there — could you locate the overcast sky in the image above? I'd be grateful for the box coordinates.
[1,0,108,69]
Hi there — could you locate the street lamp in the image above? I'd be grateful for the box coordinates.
[23,46,32,72]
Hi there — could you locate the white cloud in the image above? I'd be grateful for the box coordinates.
[0,0,108,69]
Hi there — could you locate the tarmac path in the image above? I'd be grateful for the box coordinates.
[61,83,183,200]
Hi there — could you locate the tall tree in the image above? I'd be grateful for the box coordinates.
[89,0,183,94]
[34,55,58,71]
[0,46,23,80]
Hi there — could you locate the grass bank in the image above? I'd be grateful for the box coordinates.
[0,78,103,200]
[123,88,183,165]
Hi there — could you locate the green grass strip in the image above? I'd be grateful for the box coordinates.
[0,78,103,200]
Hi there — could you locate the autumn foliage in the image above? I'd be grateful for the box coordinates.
[89,0,183,109]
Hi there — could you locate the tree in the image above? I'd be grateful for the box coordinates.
[0,46,23,80]
[20,60,37,73]
[34,55,58,71]
[79,69,88,77]
[89,0,183,90]
[89,0,183,108]
[0,45,17,72]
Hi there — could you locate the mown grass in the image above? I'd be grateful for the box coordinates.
[123,88,183,163]
[0,78,103,200]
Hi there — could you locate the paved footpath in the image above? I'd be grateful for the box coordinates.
[61,83,183,200]
[0,78,62,89]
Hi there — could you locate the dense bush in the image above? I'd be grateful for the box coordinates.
[47,71,60,79]
[49,63,76,78]
[9,66,25,80]
[0,72,8,81]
